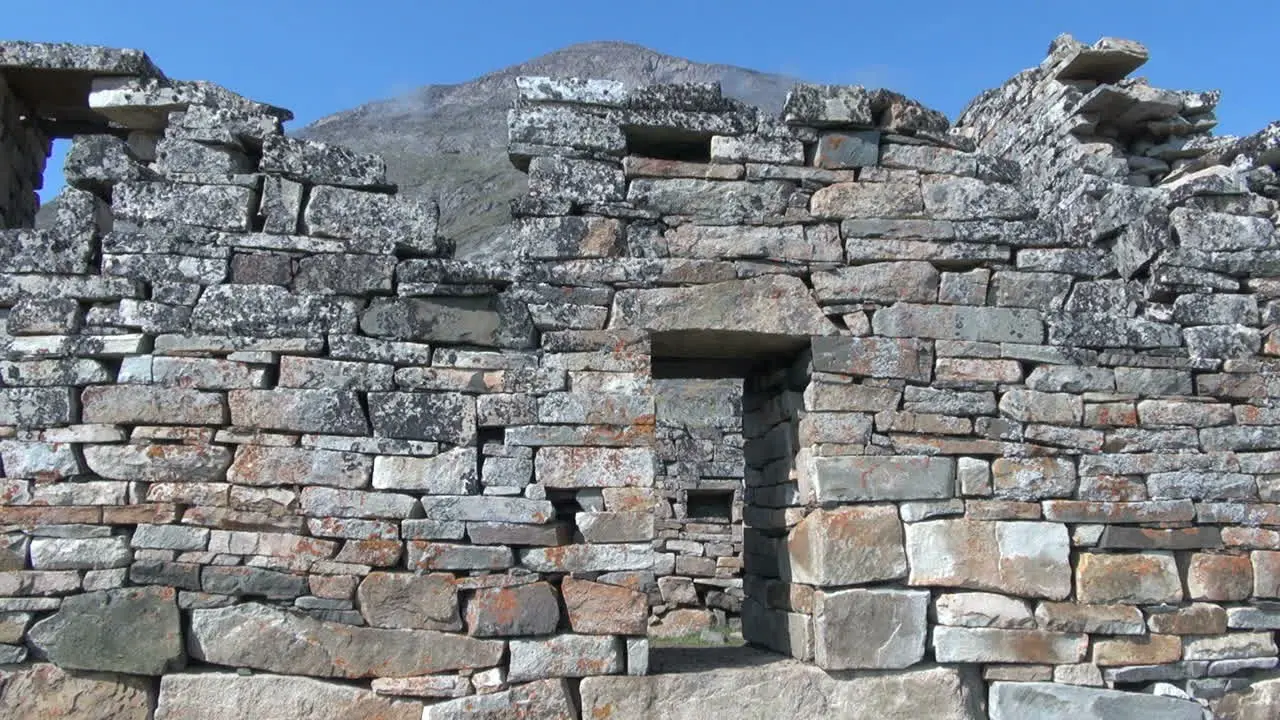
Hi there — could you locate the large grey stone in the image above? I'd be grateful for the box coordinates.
[1211,676,1280,720]
[906,520,1071,599]
[84,443,231,482]
[372,448,477,493]
[783,84,873,126]
[812,261,940,304]
[304,185,441,255]
[27,586,184,675]
[190,285,357,338]
[786,505,907,586]
[625,179,791,223]
[0,663,154,720]
[536,447,655,488]
[508,634,623,682]
[368,392,476,444]
[188,603,502,678]
[227,445,370,488]
[873,303,1043,343]
[113,181,253,231]
[611,274,837,352]
[361,297,511,346]
[261,135,387,189]
[664,224,841,262]
[803,455,955,503]
[155,672,422,720]
[81,385,224,425]
[813,588,928,670]
[357,572,460,631]
[228,388,369,435]
[933,627,1086,664]
[989,681,1204,720]
[579,661,982,719]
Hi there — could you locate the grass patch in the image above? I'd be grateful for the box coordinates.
[650,628,746,648]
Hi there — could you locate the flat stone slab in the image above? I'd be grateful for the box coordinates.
[155,672,422,720]
[188,602,502,678]
[579,660,981,719]
[0,663,154,720]
[27,586,184,675]
[989,681,1204,720]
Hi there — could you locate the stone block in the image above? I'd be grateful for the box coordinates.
[933,626,1087,664]
[407,541,513,571]
[873,303,1042,343]
[814,588,928,669]
[905,520,1071,599]
[934,592,1035,629]
[0,663,155,720]
[1189,553,1253,601]
[228,445,370,488]
[991,457,1077,501]
[188,603,502,678]
[1093,634,1183,666]
[155,672,422,720]
[422,678,575,720]
[786,505,907,586]
[803,455,954,503]
[520,543,652,572]
[536,447,655,488]
[28,586,183,675]
[229,388,368,435]
[81,385,224,425]
[304,185,440,255]
[562,576,647,635]
[357,572,460,631]
[508,634,623,682]
[372,448,477,494]
[1076,552,1182,604]
[810,336,933,382]
[29,537,131,571]
[367,392,475,444]
[989,681,1204,720]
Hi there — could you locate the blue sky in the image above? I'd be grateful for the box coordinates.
[12,0,1277,199]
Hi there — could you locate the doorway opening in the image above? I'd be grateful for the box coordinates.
[647,331,812,672]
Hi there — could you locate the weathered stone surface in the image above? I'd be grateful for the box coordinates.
[29,536,131,571]
[786,505,907,586]
[1092,633,1183,666]
[84,443,231,482]
[562,576,647,635]
[803,455,954,502]
[934,626,1087,664]
[28,586,184,675]
[989,681,1204,720]
[810,336,933,383]
[368,392,476,444]
[304,184,440,255]
[114,181,253,231]
[189,603,502,678]
[1035,602,1145,635]
[935,592,1035,629]
[155,672,422,720]
[665,223,841,262]
[579,661,981,719]
[520,544,653,572]
[229,388,368,435]
[82,385,224,425]
[357,572,460,631]
[1076,552,1182,604]
[508,634,623,682]
[813,588,928,669]
[626,178,791,223]
[873,303,1043,343]
[301,487,419,519]
[422,678,576,720]
[536,447,655,488]
[811,180,923,218]
[228,445,370,488]
[465,581,561,637]
[991,457,1077,501]
[812,261,939,304]
[372,448,477,493]
[906,520,1071,599]
[0,663,155,720]
[611,275,837,343]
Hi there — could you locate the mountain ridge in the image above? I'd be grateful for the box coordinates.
[297,41,804,257]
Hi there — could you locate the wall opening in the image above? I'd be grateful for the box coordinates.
[647,334,811,673]
[622,125,712,163]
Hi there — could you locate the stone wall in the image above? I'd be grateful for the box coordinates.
[651,377,744,636]
[0,72,48,228]
[1,35,1279,720]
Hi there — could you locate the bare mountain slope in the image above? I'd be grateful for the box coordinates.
[298,41,800,257]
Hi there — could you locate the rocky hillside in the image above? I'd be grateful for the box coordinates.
[297,41,800,257]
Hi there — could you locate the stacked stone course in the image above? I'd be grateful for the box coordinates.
[1,34,1279,719]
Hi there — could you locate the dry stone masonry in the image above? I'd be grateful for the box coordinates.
[1,34,1279,719]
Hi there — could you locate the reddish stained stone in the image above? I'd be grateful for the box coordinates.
[561,577,647,635]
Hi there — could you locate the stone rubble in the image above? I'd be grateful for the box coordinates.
[0,33,1278,719]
